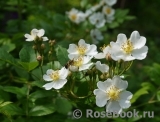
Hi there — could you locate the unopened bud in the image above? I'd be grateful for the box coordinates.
[48,51,52,55]
[49,40,56,46]
[32,45,37,50]
[41,44,45,49]
[37,55,42,61]
[100,74,105,80]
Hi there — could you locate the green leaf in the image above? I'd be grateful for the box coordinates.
[29,90,56,102]
[157,90,160,101]
[29,105,55,116]
[131,87,149,104]
[108,21,119,28]
[55,97,72,114]
[31,81,45,88]
[0,38,16,52]
[0,48,17,66]
[18,61,39,72]
[53,61,62,70]
[14,67,30,80]
[19,46,37,62]
[141,82,156,92]
[144,63,160,85]
[0,100,12,108]
[55,45,69,66]
[125,16,136,20]
[115,9,129,18]
[0,86,27,97]
[80,0,88,8]
[31,65,50,81]
[0,103,24,115]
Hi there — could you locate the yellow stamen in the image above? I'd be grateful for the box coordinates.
[107,86,120,101]
[106,8,111,14]
[121,40,134,54]
[50,71,59,81]
[77,46,86,55]
[73,57,83,67]
[70,14,77,21]
[100,44,106,51]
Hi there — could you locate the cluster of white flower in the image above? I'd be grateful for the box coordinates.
[95,31,148,61]
[24,29,148,114]
[67,0,117,44]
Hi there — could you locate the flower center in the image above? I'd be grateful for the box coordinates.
[121,40,134,54]
[100,44,106,51]
[106,8,111,14]
[70,14,77,21]
[107,86,120,101]
[73,57,83,67]
[50,71,60,81]
[77,46,87,55]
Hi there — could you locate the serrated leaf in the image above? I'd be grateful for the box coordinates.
[29,105,55,116]
[19,61,39,72]
[19,46,37,62]
[55,45,69,66]
[55,97,72,114]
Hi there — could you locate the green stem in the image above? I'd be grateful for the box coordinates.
[69,74,92,99]
[119,61,133,75]
[26,84,30,120]
[129,100,160,110]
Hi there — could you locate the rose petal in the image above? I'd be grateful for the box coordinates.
[112,76,128,90]
[106,101,122,114]
[94,89,109,107]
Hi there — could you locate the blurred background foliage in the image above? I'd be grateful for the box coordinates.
[0,0,160,122]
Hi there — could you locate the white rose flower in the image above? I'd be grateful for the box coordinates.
[89,12,106,28]
[110,31,148,61]
[94,76,133,114]
[43,67,68,90]
[94,45,111,59]
[103,0,117,6]
[67,39,98,60]
[90,29,104,44]
[102,5,115,17]
[24,28,48,41]
[67,8,85,24]
[95,61,109,73]
[69,56,93,72]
